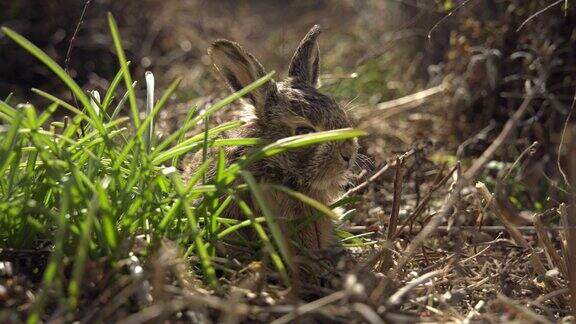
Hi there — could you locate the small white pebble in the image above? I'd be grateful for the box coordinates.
[264,296,275,305]
[546,268,560,278]
[133,265,144,276]
[474,300,485,311]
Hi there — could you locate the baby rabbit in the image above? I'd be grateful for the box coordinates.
[203,25,358,251]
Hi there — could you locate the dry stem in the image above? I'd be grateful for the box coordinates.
[476,182,546,275]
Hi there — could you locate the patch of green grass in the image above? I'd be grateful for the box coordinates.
[0,14,366,321]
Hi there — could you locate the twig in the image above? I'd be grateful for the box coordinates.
[427,0,478,40]
[566,122,576,319]
[93,276,148,322]
[557,85,576,190]
[378,156,405,272]
[394,164,458,238]
[388,156,405,241]
[456,121,496,159]
[516,0,564,32]
[342,150,414,198]
[370,170,464,302]
[64,0,92,108]
[270,290,347,324]
[347,224,566,234]
[122,300,188,324]
[170,285,257,315]
[354,241,395,274]
[498,141,539,185]
[530,288,570,306]
[476,182,546,275]
[398,225,563,233]
[464,300,486,322]
[371,84,446,118]
[344,163,390,197]
[394,176,461,274]
[351,303,385,324]
[489,140,541,227]
[387,269,444,307]
[464,91,535,181]
[220,261,265,324]
[533,210,567,277]
[489,141,540,226]
[496,294,553,324]
[560,207,576,318]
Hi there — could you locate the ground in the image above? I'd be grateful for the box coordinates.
[1,0,575,322]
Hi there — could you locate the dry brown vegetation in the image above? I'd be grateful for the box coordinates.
[2,0,576,322]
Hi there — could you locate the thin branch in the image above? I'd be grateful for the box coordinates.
[377,156,405,273]
[533,210,567,277]
[342,150,414,198]
[65,0,92,108]
[394,164,458,238]
[371,84,446,119]
[370,168,464,302]
[427,0,478,40]
[464,91,535,181]
[387,269,444,306]
[388,156,405,241]
[557,85,576,190]
[516,0,564,32]
[271,290,347,324]
[496,294,553,324]
[476,182,547,275]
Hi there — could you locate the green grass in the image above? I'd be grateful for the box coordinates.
[0,15,366,322]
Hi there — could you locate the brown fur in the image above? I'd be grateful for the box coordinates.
[187,25,358,251]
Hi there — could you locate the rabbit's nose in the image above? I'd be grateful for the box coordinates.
[340,152,354,169]
[340,153,351,164]
[340,139,358,167]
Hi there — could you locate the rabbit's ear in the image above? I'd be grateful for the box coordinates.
[209,40,276,113]
[288,25,321,88]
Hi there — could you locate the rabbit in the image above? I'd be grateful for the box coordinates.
[188,25,358,253]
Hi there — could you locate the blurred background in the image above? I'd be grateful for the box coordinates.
[2,0,575,208]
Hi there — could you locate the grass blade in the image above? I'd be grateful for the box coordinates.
[240,171,293,271]
[107,13,140,129]
[102,63,130,111]
[153,138,262,165]
[153,71,275,154]
[112,77,181,170]
[1,27,104,133]
[169,172,219,288]
[232,194,290,285]
[224,128,366,179]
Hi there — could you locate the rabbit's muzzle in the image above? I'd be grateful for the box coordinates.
[336,139,359,170]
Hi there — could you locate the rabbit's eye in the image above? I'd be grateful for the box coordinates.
[295,126,315,135]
